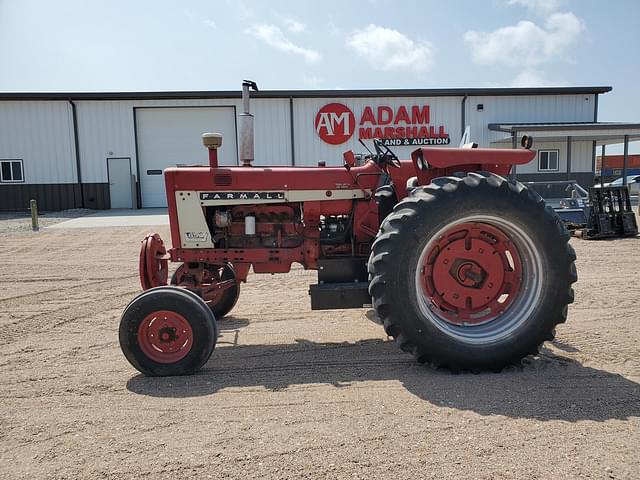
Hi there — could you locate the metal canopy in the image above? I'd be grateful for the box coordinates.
[488,122,640,146]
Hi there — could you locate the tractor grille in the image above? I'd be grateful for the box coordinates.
[214,174,233,186]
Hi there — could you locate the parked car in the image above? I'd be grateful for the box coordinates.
[594,174,640,194]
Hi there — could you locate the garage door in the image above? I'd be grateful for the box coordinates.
[136,106,237,207]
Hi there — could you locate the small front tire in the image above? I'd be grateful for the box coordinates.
[119,286,217,376]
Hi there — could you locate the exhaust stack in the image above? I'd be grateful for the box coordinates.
[239,80,259,167]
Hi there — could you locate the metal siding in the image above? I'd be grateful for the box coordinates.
[0,101,76,184]
[512,140,593,175]
[292,96,462,166]
[468,94,596,147]
[75,98,291,183]
[0,183,86,211]
[0,93,607,211]
[250,99,292,166]
[82,183,110,210]
[75,101,138,183]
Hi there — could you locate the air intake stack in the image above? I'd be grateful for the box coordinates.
[239,80,258,167]
[202,133,222,168]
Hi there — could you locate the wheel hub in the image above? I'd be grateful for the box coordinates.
[450,259,487,288]
[421,222,523,326]
[158,326,178,343]
[137,310,193,363]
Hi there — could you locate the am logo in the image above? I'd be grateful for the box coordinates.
[314,103,355,145]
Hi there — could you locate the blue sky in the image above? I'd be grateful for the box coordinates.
[1,0,638,151]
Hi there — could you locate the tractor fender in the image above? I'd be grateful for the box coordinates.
[388,148,536,200]
[412,147,535,170]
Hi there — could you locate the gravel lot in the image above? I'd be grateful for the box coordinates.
[0,212,638,479]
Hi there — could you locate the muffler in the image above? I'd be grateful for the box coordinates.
[239,80,258,167]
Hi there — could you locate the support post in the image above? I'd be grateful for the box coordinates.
[622,135,629,186]
[30,199,39,231]
[566,136,572,181]
[510,131,517,182]
[600,144,606,183]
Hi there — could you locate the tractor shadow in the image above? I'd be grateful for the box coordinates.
[214,316,250,347]
[126,338,640,423]
[216,316,250,331]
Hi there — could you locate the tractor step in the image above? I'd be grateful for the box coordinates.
[309,282,372,310]
[310,257,371,310]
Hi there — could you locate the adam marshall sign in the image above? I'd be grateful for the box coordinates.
[314,102,450,146]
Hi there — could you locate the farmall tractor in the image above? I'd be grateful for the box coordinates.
[119,82,577,376]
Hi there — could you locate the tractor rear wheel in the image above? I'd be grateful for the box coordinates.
[368,172,577,371]
[119,286,217,376]
[171,263,240,318]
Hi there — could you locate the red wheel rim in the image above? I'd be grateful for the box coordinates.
[420,222,523,326]
[137,310,193,363]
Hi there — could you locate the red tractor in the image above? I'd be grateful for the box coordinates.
[119,83,576,376]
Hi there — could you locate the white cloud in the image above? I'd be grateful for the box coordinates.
[203,19,217,29]
[245,24,320,63]
[507,0,563,15]
[464,12,584,66]
[346,24,433,72]
[280,16,306,33]
[511,69,568,86]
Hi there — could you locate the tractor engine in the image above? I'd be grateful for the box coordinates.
[210,205,303,249]
[208,205,352,250]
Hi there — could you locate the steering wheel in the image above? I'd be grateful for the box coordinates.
[373,138,401,168]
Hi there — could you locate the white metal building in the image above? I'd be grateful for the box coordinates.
[2,85,639,211]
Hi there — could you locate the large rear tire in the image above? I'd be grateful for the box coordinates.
[368,172,577,370]
[119,286,217,376]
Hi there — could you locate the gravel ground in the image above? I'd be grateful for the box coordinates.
[0,210,93,234]
[0,214,638,479]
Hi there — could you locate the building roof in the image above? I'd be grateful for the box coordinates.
[0,86,612,101]
[488,122,640,145]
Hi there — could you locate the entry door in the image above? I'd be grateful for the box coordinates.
[107,157,133,209]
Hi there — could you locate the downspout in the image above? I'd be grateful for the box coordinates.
[68,99,84,208]
[289,96,295,166]
[460,93,468,142]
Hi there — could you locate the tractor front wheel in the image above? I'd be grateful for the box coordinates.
[368,172,577,370]
[119,286,217,376]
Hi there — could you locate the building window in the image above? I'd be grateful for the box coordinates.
[0,159,24,183]
[538,150,559,171]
